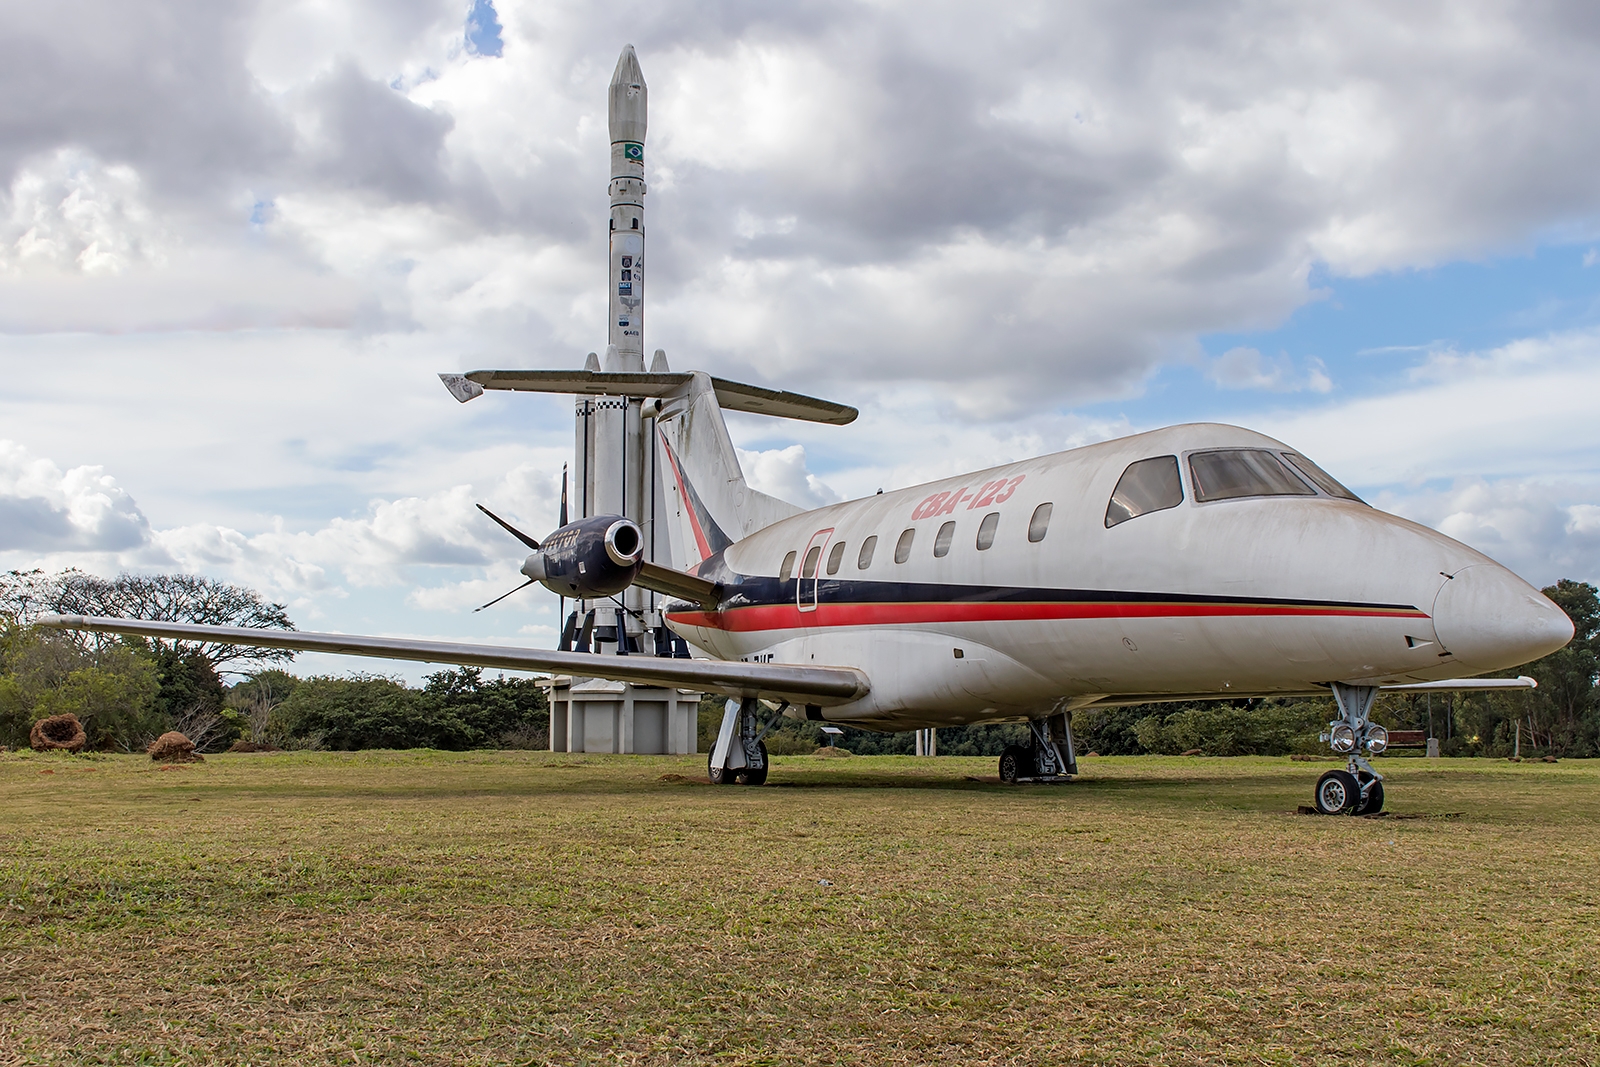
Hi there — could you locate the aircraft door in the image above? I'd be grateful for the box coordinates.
[797,528,834,614]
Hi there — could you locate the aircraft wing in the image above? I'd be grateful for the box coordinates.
[35,615,871,707]
[634,561,721,608]
[441,370,858,425]
[1378,676,1537,692]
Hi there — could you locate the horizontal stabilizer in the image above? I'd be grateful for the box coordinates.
[441,369,857,425]
[37,614,870,707]
[1379,676,1537,692]
[634,561,721,608]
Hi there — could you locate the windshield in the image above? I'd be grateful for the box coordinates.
[1188,449,1315,502]
[1283,453,1364,502]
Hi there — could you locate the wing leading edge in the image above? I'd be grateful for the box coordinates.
[35,615,870,707]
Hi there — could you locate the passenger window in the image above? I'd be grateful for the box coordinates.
[1106,455,1184,528]
[826,541,847,575]
[894,528,915,563]
[1189,449,1315,503]
[802,545,822,579]
[976,512,1000,550]
[1283,453,1363,502]
[933,521,956,557]
[857,536,877,569]
[1027,503,1053,543]
[779,551,796,582]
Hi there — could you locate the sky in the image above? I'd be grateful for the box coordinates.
[3,0,1600,679]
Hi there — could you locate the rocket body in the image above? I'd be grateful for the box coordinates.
[576,45,654,654]
[607,45,647,372]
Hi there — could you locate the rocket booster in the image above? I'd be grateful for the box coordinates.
[607,45,647,371]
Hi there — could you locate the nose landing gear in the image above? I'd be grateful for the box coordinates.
[1312,683,1388,815]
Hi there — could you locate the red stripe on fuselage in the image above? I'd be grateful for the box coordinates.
[666,600,1430,633]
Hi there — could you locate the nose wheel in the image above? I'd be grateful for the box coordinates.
[1311,683,1388,815]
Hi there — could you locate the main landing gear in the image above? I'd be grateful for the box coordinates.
[1312,682,1389,816]
[708,697,785,786]
[998,711,1079,783]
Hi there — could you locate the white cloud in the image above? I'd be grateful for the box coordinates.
[736,445,839,509]
[1205,347,1333,393]
[5,0,1600,656]
[1251,328,1600,488]
[0,439,149,551]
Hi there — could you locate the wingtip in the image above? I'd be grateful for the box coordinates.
[439,373,485,403]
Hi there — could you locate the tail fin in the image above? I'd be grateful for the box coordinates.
[655,372,802,568]
[440,360,855,570]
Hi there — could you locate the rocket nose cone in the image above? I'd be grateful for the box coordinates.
[608,44,647,141]
[610,44,644,87]
[1433,564,1574,671]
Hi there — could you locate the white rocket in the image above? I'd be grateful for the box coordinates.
[607,45,647,371]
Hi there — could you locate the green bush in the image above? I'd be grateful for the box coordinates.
[0,623,161,750]
[265,667,547,751]
[1133,701,1326,756]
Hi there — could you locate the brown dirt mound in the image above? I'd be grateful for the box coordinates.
[227,740,281,753]
[31,714,87,753]
[812,747,852,757]
[148,731,203,763]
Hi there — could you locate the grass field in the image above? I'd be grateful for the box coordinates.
[2,749,1598,1066]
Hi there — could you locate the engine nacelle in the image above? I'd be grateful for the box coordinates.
[521,515,645,598]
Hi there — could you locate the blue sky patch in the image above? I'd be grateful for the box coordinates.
[465,0,503,57]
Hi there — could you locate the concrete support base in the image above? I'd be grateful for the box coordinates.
[543,675,700,754]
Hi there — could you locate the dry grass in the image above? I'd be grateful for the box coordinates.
[2,749,1597,1065]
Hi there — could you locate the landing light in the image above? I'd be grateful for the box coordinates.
[1329,723,1357,753]
[1366,725,1389,754]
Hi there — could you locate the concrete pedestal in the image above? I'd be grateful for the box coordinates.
[543,675,700,754]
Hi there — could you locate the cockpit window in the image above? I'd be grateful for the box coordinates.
[1283,453,1364,502]
[1105,455,1184,528]
[1189,449,1315,502]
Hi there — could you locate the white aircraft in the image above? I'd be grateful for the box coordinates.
[42,368,1571,816]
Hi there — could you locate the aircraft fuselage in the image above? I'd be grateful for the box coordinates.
[664,423,1570,730]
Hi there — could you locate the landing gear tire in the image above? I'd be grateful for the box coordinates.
[709,741,768,785]
[1314,769,1361,815]
[998,744,1034,783]
[1355,777,1385,816]
[737,741,769,786]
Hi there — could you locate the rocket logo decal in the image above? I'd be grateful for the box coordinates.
[623,142,643,162]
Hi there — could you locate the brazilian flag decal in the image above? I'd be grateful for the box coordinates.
[623,142,644,162]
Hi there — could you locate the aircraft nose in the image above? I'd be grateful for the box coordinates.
[1432,564,1573,671]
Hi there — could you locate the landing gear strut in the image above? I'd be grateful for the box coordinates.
[707,697,782,785]
[1313,682,1388,815]
[998,710,1078,783]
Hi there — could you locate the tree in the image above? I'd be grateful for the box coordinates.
[1520,579,1599,756]
[0,620,161,750]
[1,569,296,674]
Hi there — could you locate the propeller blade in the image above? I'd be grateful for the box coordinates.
[477,503,541,551]
[560,464,569,527]
[472,577,537,613]
[559,608,578,652]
